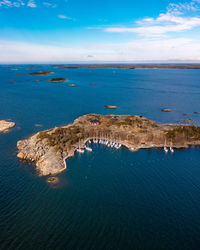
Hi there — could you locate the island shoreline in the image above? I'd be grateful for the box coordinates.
[17,114,200,176]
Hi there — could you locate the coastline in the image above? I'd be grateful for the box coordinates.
[62,139,196,174]
[55,63,200,70]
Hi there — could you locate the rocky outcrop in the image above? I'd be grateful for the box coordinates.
[29,71,54,76]
[65,84,77,87]
[161,109,172,112]
[0,120,15,133]
[17,114,200,176]
[17,133,66,176]
[104,105,118,109]
[47,78,68,83]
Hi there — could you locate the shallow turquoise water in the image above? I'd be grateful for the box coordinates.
[0,65,200,249]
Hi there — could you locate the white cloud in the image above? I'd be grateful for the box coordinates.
[0,40,93,63]
[58,14,73,20]
[0,0,25,7]
[105,15,200,36]
[27,0,36,7]
[1,38,200,63]
[43,1,56,8]
[0,0,57,7]
[167,0,200,15]
[104,0,200,37]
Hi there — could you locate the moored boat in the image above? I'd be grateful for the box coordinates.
[77,148,84,153]
[164,146,168,153]
[85,146,92,152]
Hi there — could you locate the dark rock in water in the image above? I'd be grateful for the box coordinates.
[46,177,59,184]
[104,105,118,109]
[64,84,77,87]
[194,112,200,114]
[8,81,15,84]
[35,124,43,127]
[29,71,54,76]
[47,78,68,83]
[161,109,172,112]
[183,119,194,124]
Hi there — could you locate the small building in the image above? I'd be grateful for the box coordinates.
[90,120,100,126]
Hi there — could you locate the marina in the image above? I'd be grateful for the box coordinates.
[80,138,176,155]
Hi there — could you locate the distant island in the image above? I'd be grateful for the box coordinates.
[47,78,68,83]
[105,105,118,109]
[65,84,77,87]
[55,64,200,69]
[17,114,200,176]
[0,120,15,133]
[29,71,54,76]
[161,108,172,112]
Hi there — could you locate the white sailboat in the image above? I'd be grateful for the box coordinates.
[164,139,168,153]
[130,147,135,151]
[76,139,84,153]
[164,146,168,153]
[118,143,122,149]
[85,146,92,152]
[77,148,84,153]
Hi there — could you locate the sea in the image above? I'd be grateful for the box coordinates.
[0,65,200,249]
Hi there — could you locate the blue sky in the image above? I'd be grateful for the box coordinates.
[0,0,200,63]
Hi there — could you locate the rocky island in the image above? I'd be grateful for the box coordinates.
[29,71,54,76]
[47,78,68,83]
[162,108,172,112]
[17,114,200,176]
[55,63,200,69]
[0,120,15,133]
[65,84,77,87]
[105,105,118,109]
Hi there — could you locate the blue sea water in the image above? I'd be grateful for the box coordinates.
[0,65,200,249]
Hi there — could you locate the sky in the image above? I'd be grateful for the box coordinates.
[0,0,200,63]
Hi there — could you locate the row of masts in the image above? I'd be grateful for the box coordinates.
[164,139,174,153]
[164,146,174,153]
[88,138,122,149]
